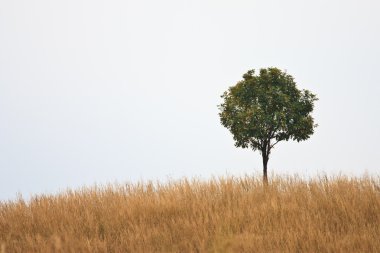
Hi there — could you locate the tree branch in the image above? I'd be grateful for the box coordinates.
[268,125,280,140]
[270,139,281,149]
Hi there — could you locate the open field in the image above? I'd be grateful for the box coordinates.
[1,175,380,253]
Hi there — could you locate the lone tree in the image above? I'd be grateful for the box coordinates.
[218,68,317,183]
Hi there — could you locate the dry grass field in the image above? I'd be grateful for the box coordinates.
[1,175,380,253]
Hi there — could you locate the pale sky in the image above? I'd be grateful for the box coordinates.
[1,0,379,200]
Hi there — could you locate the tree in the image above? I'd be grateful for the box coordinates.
[218,68,317,183]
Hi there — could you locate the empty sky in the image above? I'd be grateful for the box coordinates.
[1,0,379,200]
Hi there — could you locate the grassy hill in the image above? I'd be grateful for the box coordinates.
[1,175,380,252]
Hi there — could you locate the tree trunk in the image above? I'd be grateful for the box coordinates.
[262,153,269,185]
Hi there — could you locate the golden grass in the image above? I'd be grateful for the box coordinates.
[1,175,380,253]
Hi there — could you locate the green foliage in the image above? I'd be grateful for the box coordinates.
[218,68,317,162]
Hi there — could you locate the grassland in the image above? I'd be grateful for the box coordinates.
[1,175,380,252]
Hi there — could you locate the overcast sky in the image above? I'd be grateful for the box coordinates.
[1,0,379,200]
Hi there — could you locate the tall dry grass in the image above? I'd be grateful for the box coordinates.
[1,175,380,253]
